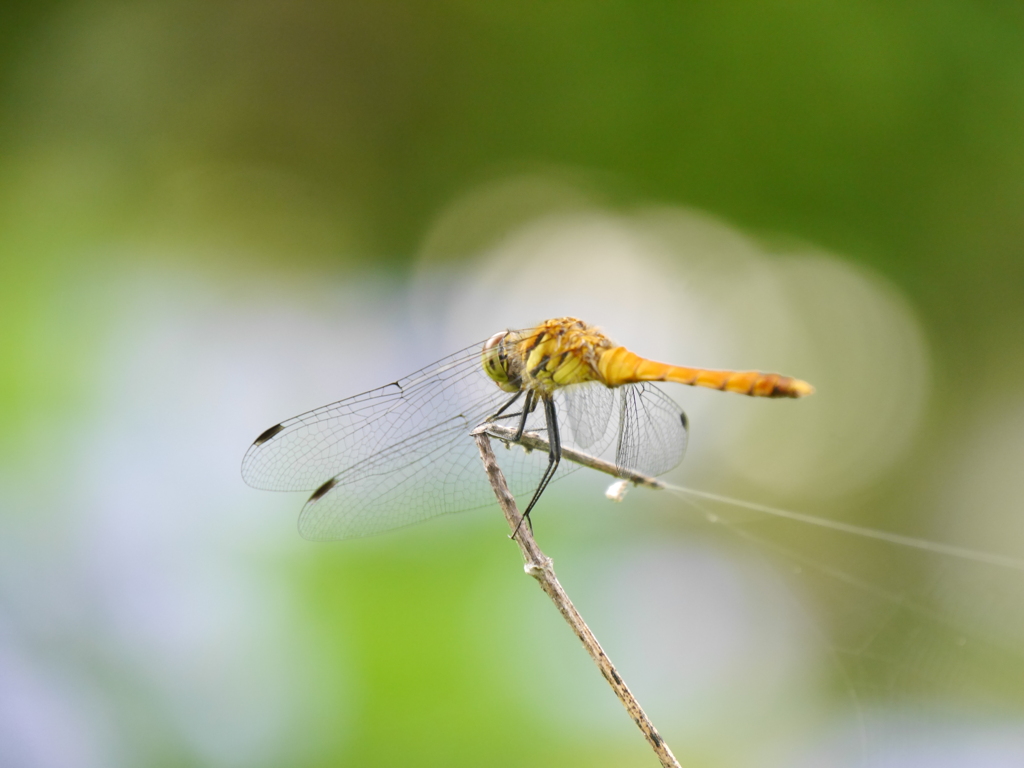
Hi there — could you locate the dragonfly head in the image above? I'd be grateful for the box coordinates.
[482,331,523,393]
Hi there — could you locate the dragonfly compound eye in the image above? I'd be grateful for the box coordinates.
[481,331,521,392]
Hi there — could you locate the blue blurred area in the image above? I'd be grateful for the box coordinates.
[2,3,1024,767]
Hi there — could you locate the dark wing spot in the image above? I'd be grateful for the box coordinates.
[309,477,338,502]
[680,412,689,431]
[650,730,663,747]
[254,423,285,445]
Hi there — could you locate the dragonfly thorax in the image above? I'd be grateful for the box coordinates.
[481,317,614,397]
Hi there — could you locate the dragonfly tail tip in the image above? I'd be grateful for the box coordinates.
[790,379,815,397]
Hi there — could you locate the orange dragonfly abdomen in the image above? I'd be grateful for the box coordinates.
[597,345,815,398]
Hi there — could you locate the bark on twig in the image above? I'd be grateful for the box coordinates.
[472,427,682,768]
[482,423,666,490]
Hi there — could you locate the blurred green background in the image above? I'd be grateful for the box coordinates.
[3,2,1024,767]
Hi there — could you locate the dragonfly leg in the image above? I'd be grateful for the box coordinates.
[511,389,536,443]
[486,389,523,423]
[513,395,561,537]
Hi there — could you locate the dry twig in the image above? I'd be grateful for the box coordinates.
[472,426,682,768]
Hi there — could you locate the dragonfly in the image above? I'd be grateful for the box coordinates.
[242,317,814,540]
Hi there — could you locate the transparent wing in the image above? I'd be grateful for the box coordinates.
[613,383,689,477]
[241,341,499,492]
[563,382,615,449]
[557,382,688,478]
[297,406,575,540]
